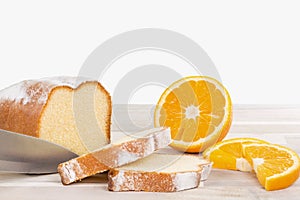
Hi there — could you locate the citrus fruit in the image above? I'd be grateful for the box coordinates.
[244,142,300,191]
[154,76,232,153]
[203,138,268,171]
[203,138,300,191]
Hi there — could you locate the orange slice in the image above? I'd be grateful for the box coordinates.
[203,138,300,191]
[244,143,300,191]
[203,138,268,171]
[154,76,232,153]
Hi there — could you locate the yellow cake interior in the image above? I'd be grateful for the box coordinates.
[39,82,111,155]
[116,154,206,173]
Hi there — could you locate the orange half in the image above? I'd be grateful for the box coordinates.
[154,76,232,153]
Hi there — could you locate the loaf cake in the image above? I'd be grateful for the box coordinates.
[0,76,112,155]
[108,154,212,192]
[57,127,171,185]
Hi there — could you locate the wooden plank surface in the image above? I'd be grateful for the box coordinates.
[1,104,300,200]
[111,104,300,133]
[0,169,299,200]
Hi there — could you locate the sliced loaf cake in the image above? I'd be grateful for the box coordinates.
[57,127,171,185]
[0,76,111,155]
[108,154,211,192]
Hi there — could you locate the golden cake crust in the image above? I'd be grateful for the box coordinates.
[108,170,201,192]
[107,154,212,192]
[0,77,112,140]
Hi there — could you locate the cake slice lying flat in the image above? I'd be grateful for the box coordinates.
[0,76,111,155]
[58,127,171,185]
[108,154,212,192]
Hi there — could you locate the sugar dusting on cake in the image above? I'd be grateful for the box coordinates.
[116,150,140,166]
[61,159,83,183]
[144,136,155,156]
[39,76,94,89]
[110,171,139,191]
[110,171,126,191]
[0,81,30,104]
[0,76,96,105]
[200,162,212,181]
[173,172,200,191]
[153,128,172,149]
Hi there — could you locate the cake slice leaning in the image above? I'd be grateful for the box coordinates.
[108,154,212,192]
[57,127,171,185]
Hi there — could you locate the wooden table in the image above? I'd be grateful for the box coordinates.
[1,105,300,200]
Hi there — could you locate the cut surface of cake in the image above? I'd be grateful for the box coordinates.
[108,154,211,192]
[57,127,171,185]
[0,76,111,155]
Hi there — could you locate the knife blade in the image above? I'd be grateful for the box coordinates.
[0,129,78,174]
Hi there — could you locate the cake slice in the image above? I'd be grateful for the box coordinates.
[0,76,111,155]
[57,127,171,185]
[108,154,212,192]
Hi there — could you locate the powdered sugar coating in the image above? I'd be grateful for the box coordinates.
[173,172,200,191]
[110,171,126,191]
[39,76,93,89]
[61,159,83,183]
[112,127,171,167]
[0,76,94,105]
[200,162,212,181]
[153,128,172,149]
[116,150,140,166]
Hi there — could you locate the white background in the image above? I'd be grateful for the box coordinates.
[0,0,300,104]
